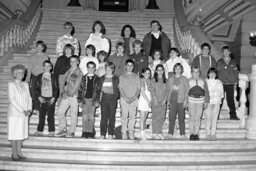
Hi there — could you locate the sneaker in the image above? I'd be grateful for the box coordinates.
[230,116,240,120]
[66,132,75,138]
[122,133,128,140]
[129,133,135,140]
[205,135,211,141]
[55,128,67,137]
[179,135,187,140]
[211,135,217,141]
[158,134,165,140]
[48,132,54,137]
[99,135,105,139]
[34,131,43,136]
[108,135,113,140]
[141,131,147,140]
[152,134,161,140]
[165,134,173,140]
[87,132,94,139]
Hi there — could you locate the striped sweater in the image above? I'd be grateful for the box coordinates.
[188,78,210,103]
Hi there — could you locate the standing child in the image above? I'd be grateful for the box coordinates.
[166,63,189,140]
[54,44,74,96]
[217,46,239,120]
[97,62,119,139]
[129,40,148,76]
[55,55,83,137]
[79,44,99,75]
[188,67,209,140]
[151,64,169,140]
[109,42,129,77]
[205,68,224,140]
[77,61,100,138]
[119,59,140,140]
[138,68,152,140]
[96,50,108,77]
[34,60,59,137]
[27,41,49,114]
[149,49,167,76]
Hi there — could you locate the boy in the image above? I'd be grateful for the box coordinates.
[34,60,59,136]
[191,43,217,79]
[77,61,100,138]
[129,40,148,75]
[109,42,129,77]
[217,46,239,120]
[55,55,83,137]
[119,59,140,140]
[188,67,209,140]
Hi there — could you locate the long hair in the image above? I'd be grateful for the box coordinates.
[153,64,166,83]
[92,20,106,35]
[120,24,136,38]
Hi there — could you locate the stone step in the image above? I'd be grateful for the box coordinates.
[0,114,242,129]
[1,146,256,163]
[0,123,247,139]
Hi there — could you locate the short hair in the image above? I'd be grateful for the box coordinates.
[207,67,218,79]
[152,49,164,61]
[63,44,75,56]
[150,20,162,31]
[125,59,135,66]
[191,66,201,73]
[97,50,108,62]
[141,67,151,78]
[120,24,136,38]
[36,40,47,53]
[87,61,96,68]
[43,60,53,67]
[85,44,96,57]
[169,47,180,56]
[173,63,184,74]
[222,46,231,52]
[70,55,79,62]
[64,22,75,36]
[11,64,26,77]
[116,42,125,49]
[132,39,142,48]
[105,61,115,71]
[201,43,211,50]
[92,20,106,35]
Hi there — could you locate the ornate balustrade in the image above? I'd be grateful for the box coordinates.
[0,0,41,59]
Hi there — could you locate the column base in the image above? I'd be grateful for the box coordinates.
[245,116,256,139]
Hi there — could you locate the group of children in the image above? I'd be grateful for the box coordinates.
[28,33,239,141]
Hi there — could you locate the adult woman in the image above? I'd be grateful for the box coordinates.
[117,24,136,55]
[85,20,110,55]
[8,64,32,161]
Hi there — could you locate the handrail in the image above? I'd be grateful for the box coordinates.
[173,0,222,60]
[0,0,42,58]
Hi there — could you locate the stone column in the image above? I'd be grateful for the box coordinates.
[246,64,256,139]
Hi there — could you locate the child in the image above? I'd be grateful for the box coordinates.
[34,60,59,137]
[56,22,79,56]
[96,50,108,77]
[129,40,148,75]
[149,49,167,76]
[54,44,74,95]
[188,66,209,140]
[151,64,169,140]
[109,42,129,76]
[165,48,191,78]
[27,40,49,114]
[55,55,83,137]
[79,44,99,75]
[166,63,189,140]
[119,59,140,140]
[138,68,152,140]
[77,61,100,138]
[97,62,119,139]
[191,43,217,79]
[217,46,239,120]
[205,68,224,140]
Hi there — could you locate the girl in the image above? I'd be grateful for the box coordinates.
[205,68,224,140]
[166,63,189,140]
[151,64,169,140]
[96,50,108,77]
[79,44,99,75]
[138,68,152,140]
[117,24,136,55]
[85,20,110,55]
[149,49,166,77]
